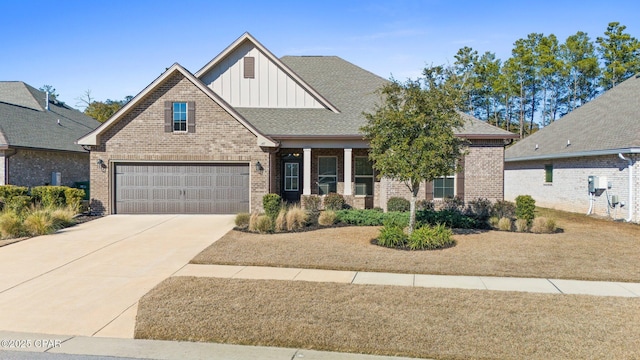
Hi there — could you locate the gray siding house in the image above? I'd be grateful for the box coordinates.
[78,33,516,215]
[0,82,100,187]
[505,75,640,223]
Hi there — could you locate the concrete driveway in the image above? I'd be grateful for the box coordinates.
[0,215,234,338]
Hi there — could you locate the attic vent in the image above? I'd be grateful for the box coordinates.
[244,56,255,79]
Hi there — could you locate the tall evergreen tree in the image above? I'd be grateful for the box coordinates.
[561,31,601,111]
[596,22,640,89]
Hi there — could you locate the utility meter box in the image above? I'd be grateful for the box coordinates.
[588,175,608,193]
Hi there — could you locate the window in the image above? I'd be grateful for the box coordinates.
[433,177,455,199]
[354,157,374,195]
[318,157,337,195]
[244,57,255,78]
[545,164,553,183]
[284,163,299,191]
[173,102,187,132]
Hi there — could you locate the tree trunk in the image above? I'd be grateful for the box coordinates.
[408,181,420,235]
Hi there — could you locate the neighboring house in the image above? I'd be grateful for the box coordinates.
[0,82,100,187]
[78,33,517,215]
[505,74,640,223]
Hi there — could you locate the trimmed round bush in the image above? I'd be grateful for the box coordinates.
[262,194,282,221]
[387,197,410,212]
[377,225,407,248]
[465,198,492,221]
[323,193,345,211]
[235,213,250,229]
[318,210,337,226]
[515,195,536,224]
[407,224,455,250]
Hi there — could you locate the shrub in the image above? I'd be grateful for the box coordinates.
[31,186,67,208]
[415,210,478,229]
[336,209,408,226]
[323,193,345,211]
[515,195,536,224]
[497,217,513,231]
[377,225,407,248]
[515,218,529,232]
[23,209,55,236]
[254,215,273,234]
[235,213,250,229]
[286,205,308,231]
[275,208,287,232]
[488,216,500,229]
[248,212,260,232]
[262,194,282,221]
[64,187,85,211]
[465,198,493,221]
[303,195,321,212]
[318,210,337,226]
[387,197,410,212]
[0,185,29,206]
[5,195,32,214]
[530,217,557,234]
[416,199,434,211]
[492,200,516,219]
[50,207,76,229]
[441,196,465,213]
[407,224,455,250]
[0,210,23,238]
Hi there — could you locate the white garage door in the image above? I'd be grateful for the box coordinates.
[114,163,249,214]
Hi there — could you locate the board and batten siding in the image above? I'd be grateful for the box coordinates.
[200,41,324,108]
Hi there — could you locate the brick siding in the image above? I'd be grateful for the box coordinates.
[89,72,269,214]
[505,154,639,223]
[3,148,89,187]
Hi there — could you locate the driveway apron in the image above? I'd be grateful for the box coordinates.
[0,215,234,338]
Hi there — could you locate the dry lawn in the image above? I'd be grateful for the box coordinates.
[192,208,640,282]
[136,277,640,360]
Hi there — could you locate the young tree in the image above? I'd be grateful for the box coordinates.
[39,85,59,101]
[596,22,640,89]
[362,66,467,234]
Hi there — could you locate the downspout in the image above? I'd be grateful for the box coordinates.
[618,153,634,222]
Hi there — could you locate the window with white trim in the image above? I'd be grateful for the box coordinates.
[173,102,187,132]
[433,176,455,199]
[284,163,299,191]
[318,157,337,195]
[354,157,374,195]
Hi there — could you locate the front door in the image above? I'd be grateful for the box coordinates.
[282,155,302,203]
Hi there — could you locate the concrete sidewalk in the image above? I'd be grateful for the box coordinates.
[175,264,640,297]
[0,331,424,360]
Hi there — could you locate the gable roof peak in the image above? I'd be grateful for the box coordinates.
[195,33,340,113]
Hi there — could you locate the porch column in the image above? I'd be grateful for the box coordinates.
[343,148,352,195]
[303,148,311,195]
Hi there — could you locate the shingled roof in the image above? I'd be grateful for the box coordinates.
[236,56,516,139]
[506,74,640,161]
[0,82,100,152]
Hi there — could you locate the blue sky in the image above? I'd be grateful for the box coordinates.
[2,0,639,109]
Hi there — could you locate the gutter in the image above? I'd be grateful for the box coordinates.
[506,148,640,162]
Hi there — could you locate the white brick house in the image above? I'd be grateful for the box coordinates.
[505,75,640,223]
